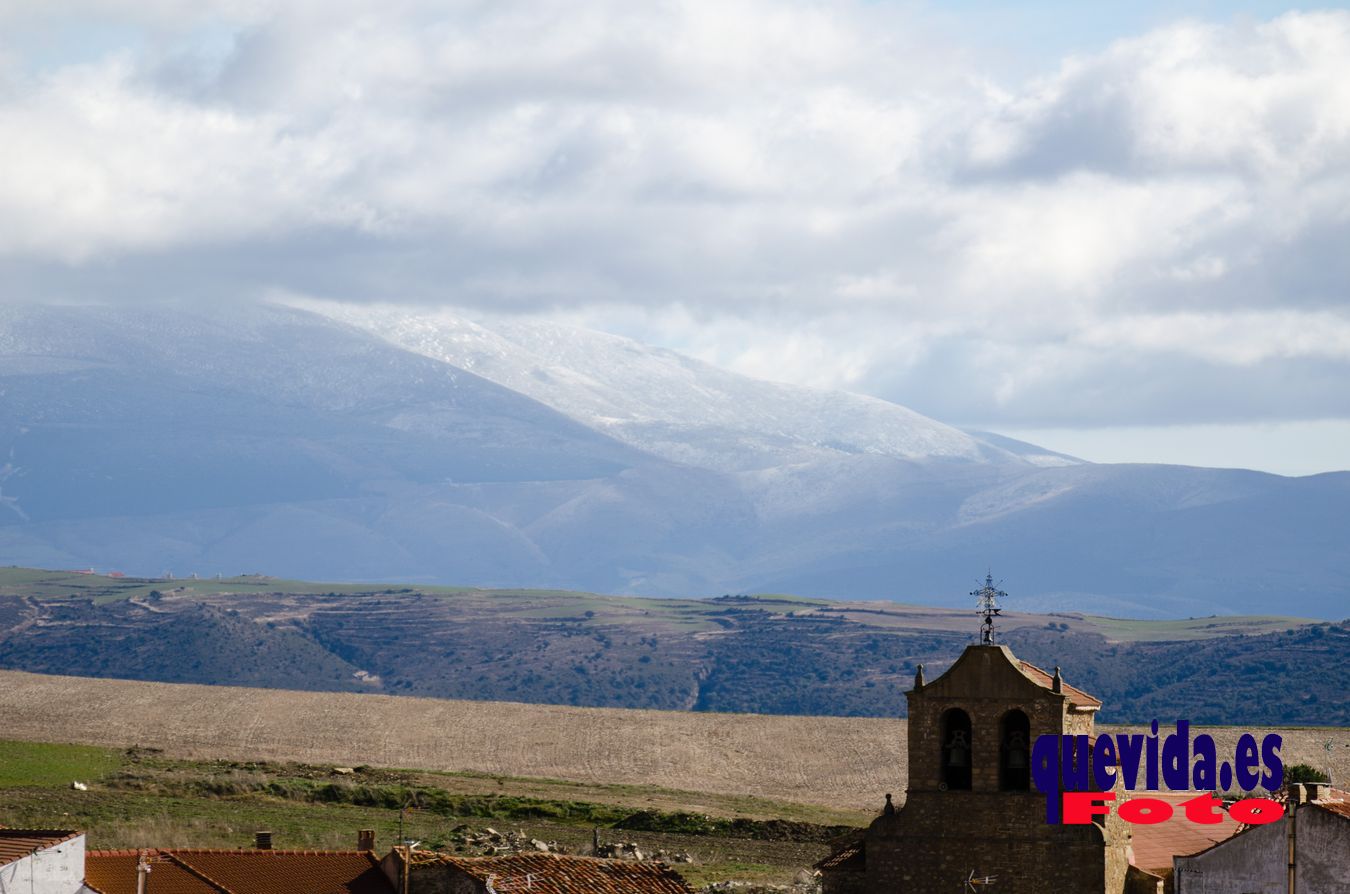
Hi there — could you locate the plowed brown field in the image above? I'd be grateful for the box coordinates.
[2,670,1344,810]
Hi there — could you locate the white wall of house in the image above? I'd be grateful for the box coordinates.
[1296,805,1350,893]
[0,834,86,894]
[1173,820,1283,894]
[1174,803,1350,894]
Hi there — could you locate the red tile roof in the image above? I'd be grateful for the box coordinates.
[1127,793,1241,874]
[85,850,393,894]
[0,830,82,869]
[85,853,226,894]
[1018,660,1102,708]
[815,839,864,871]
[434,853,694,894]
[1313,800,1350,821]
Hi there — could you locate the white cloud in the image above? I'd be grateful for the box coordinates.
[1,2,1349,428]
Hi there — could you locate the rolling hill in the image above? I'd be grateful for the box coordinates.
[1,568,1345,725]
[1,668,1346,812]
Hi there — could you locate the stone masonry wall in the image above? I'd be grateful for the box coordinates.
[858,645,1131,894]
[865,791,1128,894]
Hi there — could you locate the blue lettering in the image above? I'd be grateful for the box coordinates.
[1235,734,1261,791]
[1146,720,1160,790]
[1162,721,1190,790]
[1191,734,1217,791]
[1261,735,1283,793]
[1031,735,1062,823]
[1115,734,1144,790]
[1092,735,1118,791]
[1062,735,1092,792]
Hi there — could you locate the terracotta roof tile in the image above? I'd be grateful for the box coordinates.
[815,840,864,871]
[85,849,393,894]
[85,853,227,894]
[1127,793,1241,874]
[435,853,694,894]
[1018,661,1102,708]
[172,850,392,894]
[0,830,82,869]
[1313,800,1350,820]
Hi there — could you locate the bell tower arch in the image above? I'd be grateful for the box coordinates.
[999,708,1031,791]
[940,707,973,790]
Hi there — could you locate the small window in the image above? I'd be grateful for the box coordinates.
[940,708,972,790]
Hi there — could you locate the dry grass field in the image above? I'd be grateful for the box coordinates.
[2,670,1346,811]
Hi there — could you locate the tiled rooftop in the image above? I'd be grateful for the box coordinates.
[85,850,393,894]
[434,852,694,894]
[1127,793,1241,874]
[1314,799,1350,821]
[0,830,82,869]
[1017,660,1102,708]
[814,840,863,871]
[85,852,226,894]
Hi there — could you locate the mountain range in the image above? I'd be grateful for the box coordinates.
[0,301,1345,618]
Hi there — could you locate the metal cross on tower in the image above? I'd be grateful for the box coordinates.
[972,572,1006,645]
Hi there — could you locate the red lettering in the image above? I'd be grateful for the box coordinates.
[1062,791,1115,824]
[1118,797,1172,824]
[1229,798,1284,825]
[1181,792,1225,825]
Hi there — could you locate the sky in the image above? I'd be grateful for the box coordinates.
[1,1,1348,475]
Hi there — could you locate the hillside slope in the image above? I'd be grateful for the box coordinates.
[1,302,1347,616]
[2,569,1345,725]
[1,669,1346,812]
[309,302,1039,471]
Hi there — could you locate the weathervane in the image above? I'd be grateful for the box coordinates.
[972,572,1006,645]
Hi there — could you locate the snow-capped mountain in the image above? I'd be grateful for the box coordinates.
[1,302,1345,618]
[305,302,1072,472]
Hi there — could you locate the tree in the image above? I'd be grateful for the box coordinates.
[1285,763,1330,784]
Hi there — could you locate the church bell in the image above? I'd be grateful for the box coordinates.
[946,733,970,767]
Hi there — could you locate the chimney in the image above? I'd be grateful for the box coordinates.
[358,830,376,851]
[1052,666,1063,694]
[1305,782,1330,803]
[255,831,273,850]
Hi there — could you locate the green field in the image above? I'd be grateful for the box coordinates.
[0,739,861,885]
[0,739,122,788]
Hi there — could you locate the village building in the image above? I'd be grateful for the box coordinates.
[0,829,87,892]
[1172,783,1350,894]
[817,579,1243,894]
[0,827,696,894]
[82,846,394,894]
[380,850,695,894]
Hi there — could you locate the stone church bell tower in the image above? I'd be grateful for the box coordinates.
[818,577,1149,894]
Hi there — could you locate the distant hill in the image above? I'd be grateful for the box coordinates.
[1,303,1347,617]
[1,568,1344,725]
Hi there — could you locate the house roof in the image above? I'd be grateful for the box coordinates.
[0,830,82,869]
[1017,660,1102,709]
[434,853,694,894]
[815,839,864,871]
[85,853,226,894]
[85,850,393,894]
[1127,793,1241,874]
[1312,799,1350,821]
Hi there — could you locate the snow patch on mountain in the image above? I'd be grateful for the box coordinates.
[304,302,1038,472]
